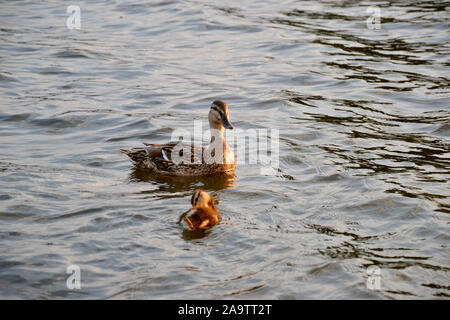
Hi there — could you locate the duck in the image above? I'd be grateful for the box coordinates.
[120,100,235,176]
[178,190,220,231]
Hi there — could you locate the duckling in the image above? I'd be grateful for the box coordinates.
[178,190,220,231]
[120,100,235,176]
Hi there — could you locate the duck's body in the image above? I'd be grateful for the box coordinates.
[121,101,235,176]
[178,190,220,230]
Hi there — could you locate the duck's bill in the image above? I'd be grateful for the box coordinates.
[221,115,234,129]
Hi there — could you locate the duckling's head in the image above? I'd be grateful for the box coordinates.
[191,189,215,208]
[209,100,234,130]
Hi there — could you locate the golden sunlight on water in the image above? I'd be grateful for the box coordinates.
[0,0,448,299]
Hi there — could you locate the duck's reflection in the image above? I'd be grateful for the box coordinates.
[181,228,211,240]
[129,168,236,193]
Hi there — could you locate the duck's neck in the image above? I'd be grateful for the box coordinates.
[209,122,225,143]
[208,122,234,165]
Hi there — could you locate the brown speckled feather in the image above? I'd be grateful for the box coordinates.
[120,142,234,176]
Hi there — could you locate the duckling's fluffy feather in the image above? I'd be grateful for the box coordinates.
[178,190,220,231]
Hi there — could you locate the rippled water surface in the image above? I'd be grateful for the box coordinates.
[0,0,449,299]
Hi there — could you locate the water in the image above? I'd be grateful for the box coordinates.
[0,0,449,299]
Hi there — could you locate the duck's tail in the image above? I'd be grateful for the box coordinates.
[120,148,146,164]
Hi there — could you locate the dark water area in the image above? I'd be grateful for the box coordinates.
[0,0,449,299]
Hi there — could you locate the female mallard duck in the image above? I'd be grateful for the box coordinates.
[120,100,235,176]
[178,190,220,230]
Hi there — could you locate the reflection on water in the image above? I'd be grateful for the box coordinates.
[129,168,237,192]
[0,0,449,299]
[181,228,212,241]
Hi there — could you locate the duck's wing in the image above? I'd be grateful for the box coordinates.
[122,142,231,175]
[143,141,205,164]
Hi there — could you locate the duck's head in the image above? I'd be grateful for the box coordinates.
[191,189,215,209]
[208,100,234,130]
